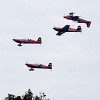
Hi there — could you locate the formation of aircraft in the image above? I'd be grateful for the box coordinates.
[12,12,91,71]
[53,25,82,36]
[25,63,52,71]
[13,37,42,46]
[63,12,91,27]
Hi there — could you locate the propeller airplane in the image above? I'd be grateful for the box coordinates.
[25,63,52,71]
[63,12,91,27]
[13,37,42,46]
[53,25,82,36]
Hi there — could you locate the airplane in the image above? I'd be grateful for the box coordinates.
[13,37,42,46]
[63,12,91,27]
[25,63,52,71]
[53,25,82,36]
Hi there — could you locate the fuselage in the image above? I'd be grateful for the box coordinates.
[25,63,52,69]
[13,39,42,44]
[53,27,81,32]
[64,15,91,27]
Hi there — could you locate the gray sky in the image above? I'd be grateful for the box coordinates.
[0,0,100,100]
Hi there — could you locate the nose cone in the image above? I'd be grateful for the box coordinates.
[25,63,28,66]
[63,16,66,18]
[63,16,69,19]
[53,27,56,30]
[13,39,15,41]
[25,63,29,67]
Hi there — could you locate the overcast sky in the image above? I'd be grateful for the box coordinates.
[0,0,100,100]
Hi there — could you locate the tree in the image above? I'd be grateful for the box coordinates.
[3,89,50,100]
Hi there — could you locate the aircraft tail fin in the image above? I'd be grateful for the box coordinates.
[48,63,52,69]
[77,26,82,32]
[69,12,74,16]
[37,37,42,42]
[86,22,91,27]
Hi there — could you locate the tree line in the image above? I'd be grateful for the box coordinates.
[3,89,50,100]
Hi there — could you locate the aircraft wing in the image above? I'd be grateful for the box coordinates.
[56,25,70,36]
[56,32,64,36]
[72,16,79,20]
[61,25,70,31]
